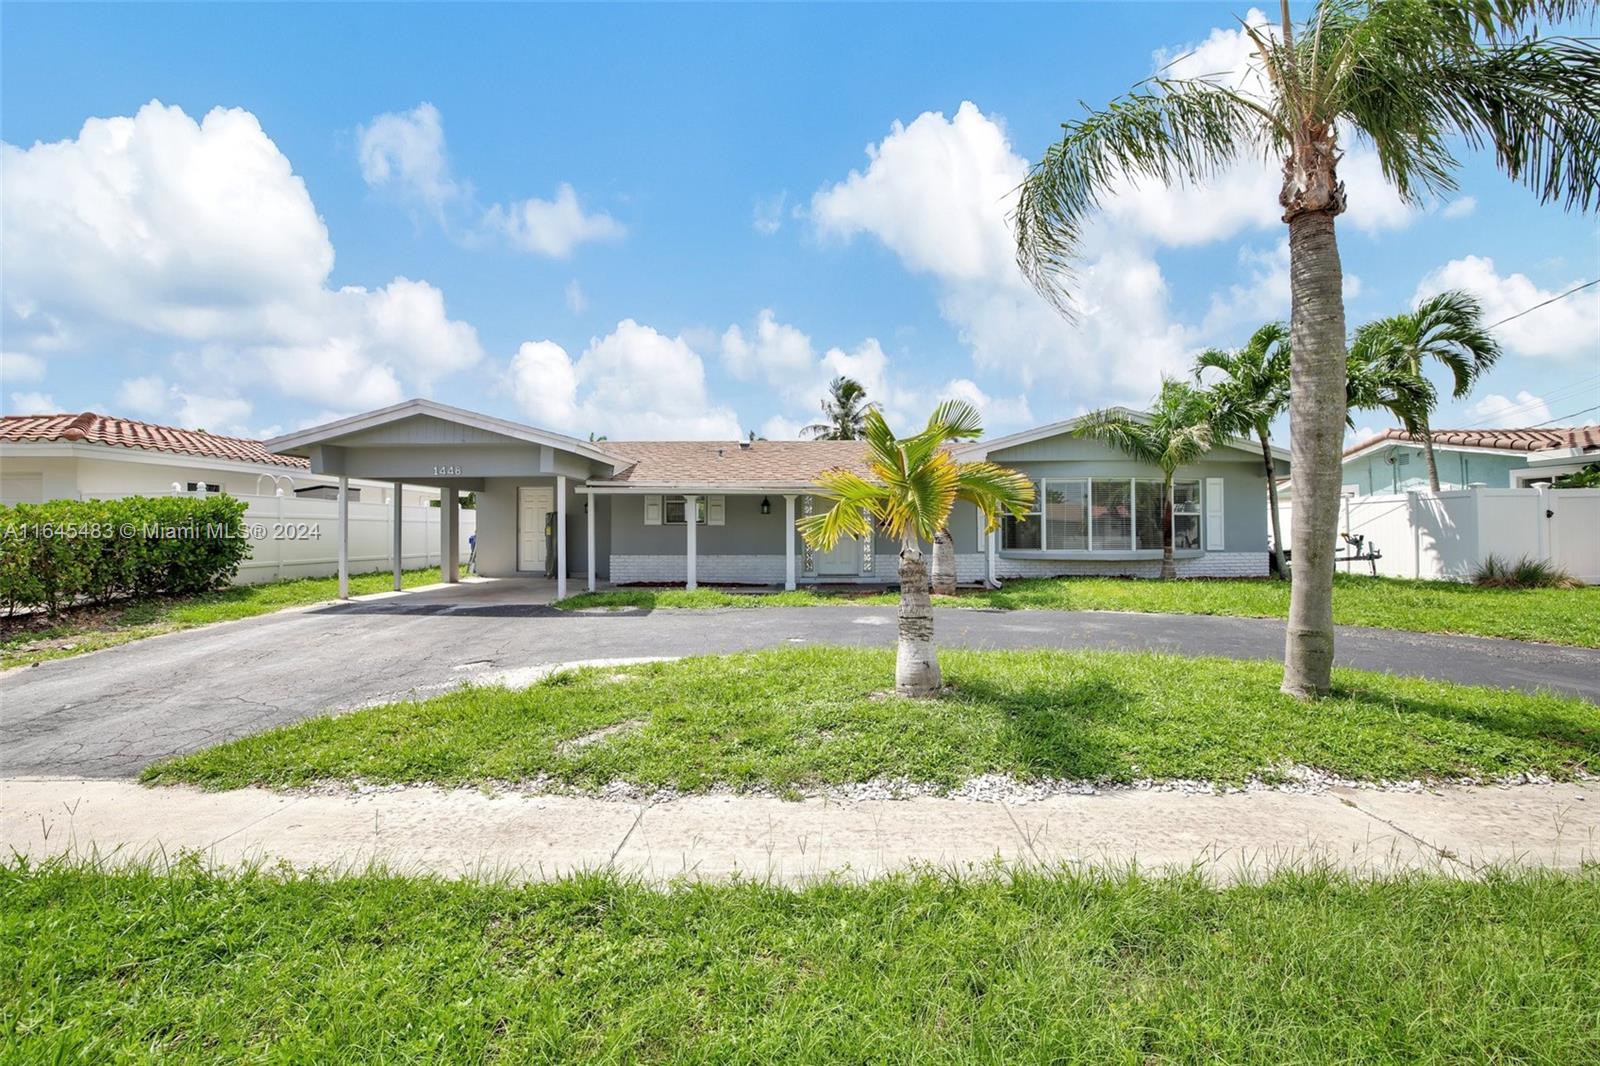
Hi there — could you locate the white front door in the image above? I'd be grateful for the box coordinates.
[518,487,554,571]
[816,536,860,576]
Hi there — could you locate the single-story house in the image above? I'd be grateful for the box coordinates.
[264,399,1290,598]
[1332,425,1600,496]
[0,411,438,507]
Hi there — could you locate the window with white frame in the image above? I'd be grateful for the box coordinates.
[1001,477,1204,552]
[662,495,707,525]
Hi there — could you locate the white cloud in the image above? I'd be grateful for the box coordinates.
[564,279,587,314]
[482,183,624,258]
[1439,196,1477,220]
[1349,425,1380,446]
[1415,255,1600,360]
[7,392,57,414]
[360,102,622,258]
[720,309,816,384]
[0,352,45,384]
[117,375,168,414]
[758,414,808,441]
[2,101,484,412]
[112,373,271,436]
[1469,391,1554,428]
[752,191,788,235]
[357,102,458,211]
[506,320,742,440]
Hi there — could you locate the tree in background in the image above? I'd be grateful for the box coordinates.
[803,377,877,441]
[1349,290,1502,492]
[798,401,1033,697]
[1014,0,1599,697]
[1073,380,1215,581]
[1194,322,1292,577]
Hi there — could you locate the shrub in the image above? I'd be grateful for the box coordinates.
[1552,463,1600,489]
[1471,554,1582,590]
[0,495,251,617]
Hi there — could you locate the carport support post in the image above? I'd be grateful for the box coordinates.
[337,475,350,599]
[442,488,459,584]
[585,491,596,592]
[391,482,403,591]
[684,494,698,590]
[556,475,568,600]
[784,494,797,591]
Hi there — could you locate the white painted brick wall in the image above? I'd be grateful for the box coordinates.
[993,551,1266,581]
[610,554,788,585]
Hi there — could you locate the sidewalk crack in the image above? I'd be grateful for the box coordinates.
[1335,793,1476,873]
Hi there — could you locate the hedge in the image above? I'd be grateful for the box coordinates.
[0,495,251,618]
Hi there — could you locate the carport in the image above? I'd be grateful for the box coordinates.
[265,399,621,600]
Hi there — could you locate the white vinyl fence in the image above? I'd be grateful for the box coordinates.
[102,491,477,586]
[1277,486,1600,583]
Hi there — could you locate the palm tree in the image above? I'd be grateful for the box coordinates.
[803,377,876,440]
[1346,344,1437,441]
[1013,0,1600,698]
[1073,380,1215,580]
[1349,290,1502,491]
[798,401,1034,697]
[1194,322,1292,577]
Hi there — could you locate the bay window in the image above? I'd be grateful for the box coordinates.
[1001,476,1203,554]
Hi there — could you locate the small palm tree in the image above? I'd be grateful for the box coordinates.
[1346,345,1438,441]
[1014,0,1599,698]
[798,401,1034,697]
[1350,290,1502,491]
[1195,322,1292,577]
[803,377,876,440]
[1074,380,1214,580]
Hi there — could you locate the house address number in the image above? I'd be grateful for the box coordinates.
[432,464,463,476]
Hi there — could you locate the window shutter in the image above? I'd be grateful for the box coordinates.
[1204,478,1225,550]
[643,495,662,525]
[707,495,726,526]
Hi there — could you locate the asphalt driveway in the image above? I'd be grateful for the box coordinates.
[4,580,1598,778]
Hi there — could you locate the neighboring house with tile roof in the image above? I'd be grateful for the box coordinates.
[264,399,1291,598]
[1334,425,1600,496]
[0,412,437,507]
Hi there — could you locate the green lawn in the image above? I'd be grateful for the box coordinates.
[1,565,466,669]
[6,859,1598,1063]
[556,573,1600,647]
[143,646,1598,794]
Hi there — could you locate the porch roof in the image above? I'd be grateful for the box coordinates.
[589,439,873,490]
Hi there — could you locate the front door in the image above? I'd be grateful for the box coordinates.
[518,487,554,571]
[816,536,860,576]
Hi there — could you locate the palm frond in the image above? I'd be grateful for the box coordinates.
[796,469,880,551]
[926,399,984,441]
[1071,409,1162,464]
[954,462,1036,532]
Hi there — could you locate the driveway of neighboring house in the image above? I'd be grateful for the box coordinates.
[4,579,1598,779]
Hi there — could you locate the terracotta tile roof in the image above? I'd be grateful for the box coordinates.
[0,412,309,469]
[1345,425,1600,457]
[597,440,874,486]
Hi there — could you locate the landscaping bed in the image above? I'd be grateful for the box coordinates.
[555,574,1600,648]
[5,858,1597,1063]
[142,646,1598,794]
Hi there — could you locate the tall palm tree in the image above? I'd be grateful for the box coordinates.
[1074,380,1215,581]
[798,401,1034,697]
[1014,0,1600,698]
[1194,322,1292,577]
[803,376,876,440]
[1350,290,1502,491]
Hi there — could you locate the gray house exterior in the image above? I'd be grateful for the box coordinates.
[267,399,1289,598]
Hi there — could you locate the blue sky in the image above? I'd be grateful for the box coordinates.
[3,2,1596,444]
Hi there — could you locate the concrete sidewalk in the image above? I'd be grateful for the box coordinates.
[5,779,1594,884]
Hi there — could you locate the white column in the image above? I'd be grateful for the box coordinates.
[556,475,568,600]
[986,528,997,587]
[683,494,698,590]
[391,482,404,591]
[783,494,797,591]
[337,475,350,599]
[585,492,596,592]
[442,488,458,583]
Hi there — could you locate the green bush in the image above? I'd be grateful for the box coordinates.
[0,495,251,617]
[1471,553,1582,590]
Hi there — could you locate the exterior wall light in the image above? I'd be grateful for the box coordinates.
[760,496,771,515]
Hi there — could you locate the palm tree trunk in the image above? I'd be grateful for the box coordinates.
[895,539,941,698]
[1420,425,1442,493]
[931,526,957,595]
[1260,427,1288,578]
[1160,477,1177,580]
[1282,207,1348,699]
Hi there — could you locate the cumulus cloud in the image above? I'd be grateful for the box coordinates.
[2,101,483,413]
[507,320,743,440]
[359,102,622,258]
[1415,256,1600,360]
[6,392,58,415]
[1439,196,1477,220]
[720,309,816,384]
[114,374,272,436]
[1469,391,1554,428]
[0,352,45,384]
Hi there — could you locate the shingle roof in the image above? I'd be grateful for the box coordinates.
[0,412,309,469]
[597,440,873,486]
[1345,425,1600,457]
